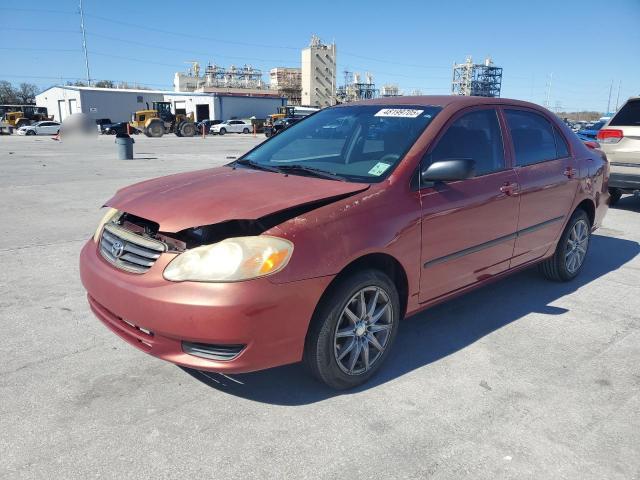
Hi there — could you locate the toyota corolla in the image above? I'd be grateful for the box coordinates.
[80,96,609,389]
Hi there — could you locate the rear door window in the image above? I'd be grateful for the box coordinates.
[504,110,558,166]
[429,109,505,176]
[609,99,640,126]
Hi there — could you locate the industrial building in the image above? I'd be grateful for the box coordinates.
[36,85,286,123]
[337,71,378,103]
[269,67,302,105]
[301,35,337,108]
[451,56,503,97]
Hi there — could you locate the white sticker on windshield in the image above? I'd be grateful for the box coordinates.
[374,108,424,118]
[368,162,391,176]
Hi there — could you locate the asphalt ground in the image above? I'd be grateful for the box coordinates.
[1,133,639,479]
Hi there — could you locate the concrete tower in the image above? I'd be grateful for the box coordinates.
[301,35,336,108]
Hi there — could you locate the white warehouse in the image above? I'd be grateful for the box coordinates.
[36,86,286,123]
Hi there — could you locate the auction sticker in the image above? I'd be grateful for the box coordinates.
[368,162,391,176]
[374,108,424,118]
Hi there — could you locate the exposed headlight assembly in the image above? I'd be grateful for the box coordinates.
[93,207,121,242]
[163,236,293,282]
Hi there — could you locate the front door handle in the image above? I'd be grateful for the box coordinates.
[500,182,519,196]
[564,167,577,178]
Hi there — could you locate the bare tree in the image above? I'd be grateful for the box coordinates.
[15,83,39,104]
[0,81,18,104]
[94,80,115,88]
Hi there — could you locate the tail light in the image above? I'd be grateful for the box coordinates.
[597,129,623,144]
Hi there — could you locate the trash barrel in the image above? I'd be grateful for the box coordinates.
[115,133,134,160]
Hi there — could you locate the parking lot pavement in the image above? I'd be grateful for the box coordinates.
[1,134,639,479]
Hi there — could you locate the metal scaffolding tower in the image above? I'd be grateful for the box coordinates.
[452,56,503,97]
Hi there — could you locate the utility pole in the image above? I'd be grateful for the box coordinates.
[79,0,91,86]
[545,73,553,108]
[606,80,613,114]
[615,80,622,111]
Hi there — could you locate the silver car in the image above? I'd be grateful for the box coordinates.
[598,97,640,204]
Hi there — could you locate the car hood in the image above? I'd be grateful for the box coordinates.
[106,166,369,232]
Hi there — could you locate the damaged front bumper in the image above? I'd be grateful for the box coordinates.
[80,239,333,373]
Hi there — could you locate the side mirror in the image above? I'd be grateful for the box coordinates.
[421,158,475,183]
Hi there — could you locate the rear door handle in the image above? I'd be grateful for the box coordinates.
[564,167,577,178]
[500,182,519,196]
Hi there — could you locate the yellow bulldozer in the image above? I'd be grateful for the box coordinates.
[0,105,53,130]
[130,101,196,138]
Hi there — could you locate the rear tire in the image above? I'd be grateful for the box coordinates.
[609,188,622,206]
[243,127,250,134]
[304,269,400,390]
[539,209,590,282]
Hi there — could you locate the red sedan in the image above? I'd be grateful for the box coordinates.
[80,96,609,389]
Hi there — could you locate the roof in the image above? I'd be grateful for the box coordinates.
[36,85,284,99]
[352,95,545,110]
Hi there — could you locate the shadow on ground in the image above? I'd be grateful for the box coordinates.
[182,233,639,405]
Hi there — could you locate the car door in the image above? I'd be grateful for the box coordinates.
[419,107,520,303]
[503,108,579,268]
[229,120,241,133]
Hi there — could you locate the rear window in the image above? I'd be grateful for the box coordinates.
[610,99,640,126]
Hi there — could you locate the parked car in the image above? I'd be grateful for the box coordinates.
[210,119,251,135]
[264,117,299,137]
[16,121,60,136]
[577,120,605,140]
[80,96,609,389]
[197,119,222,135]
[103,122,138,135]
[95,118,113,134]
[597,96,640,204]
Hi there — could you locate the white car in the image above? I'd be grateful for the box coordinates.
[17,121,61,136]
[210,120,251,135]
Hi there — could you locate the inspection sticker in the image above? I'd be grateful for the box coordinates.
[374,108,424,118]
[368,162,391,176]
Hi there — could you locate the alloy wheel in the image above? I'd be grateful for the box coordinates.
[565,219,589,274]
[333,286,393,375]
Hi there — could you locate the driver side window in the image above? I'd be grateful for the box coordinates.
[429,109,505,176]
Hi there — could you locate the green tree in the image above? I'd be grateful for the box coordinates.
[15,83,38,104]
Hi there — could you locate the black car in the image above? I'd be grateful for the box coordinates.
[95,118,113,134]
[197,119,222,134]
[103,122,139,135]
[264,117,299,137]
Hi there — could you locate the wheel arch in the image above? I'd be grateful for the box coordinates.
[316,252,409,322]
[575,198,595,226]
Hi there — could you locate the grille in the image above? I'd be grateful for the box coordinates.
[99,223,166,274]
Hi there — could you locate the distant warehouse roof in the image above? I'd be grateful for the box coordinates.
[37,85,284,99]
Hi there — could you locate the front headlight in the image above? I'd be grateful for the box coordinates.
[93,207,120,242]
[163,236,293,282]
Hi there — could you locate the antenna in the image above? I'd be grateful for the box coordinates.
[79,0,91,86]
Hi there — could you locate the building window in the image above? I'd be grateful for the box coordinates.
[137,96,143,103]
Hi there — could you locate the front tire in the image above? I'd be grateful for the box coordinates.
[539,209,590,281]
[218,128,226,135]
[26,130,36,136]
[304,269,400,389]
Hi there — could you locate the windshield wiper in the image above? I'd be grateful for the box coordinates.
[275,164,346,181]
[233,158,282,174]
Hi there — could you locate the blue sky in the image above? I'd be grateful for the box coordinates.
[1,0,638,112]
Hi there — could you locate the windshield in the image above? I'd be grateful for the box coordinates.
[241,105,441,182]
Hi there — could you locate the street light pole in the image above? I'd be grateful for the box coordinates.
[79,0,91,86]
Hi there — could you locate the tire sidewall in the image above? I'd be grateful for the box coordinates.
[308,270,401,389]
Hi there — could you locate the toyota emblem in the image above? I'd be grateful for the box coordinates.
[111,240,125,258]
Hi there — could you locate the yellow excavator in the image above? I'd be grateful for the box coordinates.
[129,101,196,138]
